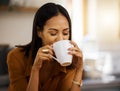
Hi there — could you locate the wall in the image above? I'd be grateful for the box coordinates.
[96,0,120,51]
[0,11,34,47]
[10,0,65,8]
[0,0,68,47]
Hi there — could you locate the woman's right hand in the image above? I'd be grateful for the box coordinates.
[32,45,54,70]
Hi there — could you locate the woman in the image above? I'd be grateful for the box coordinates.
[7,2,83,91]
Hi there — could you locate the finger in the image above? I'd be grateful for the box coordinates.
[41,46,54,55]
[70,41,83,53]
[68,48,83,58]
[68,47,80,52]
[42,49,49,53]
[39,56,51,61]
[70,41,79,48]
[44,45,53,51]
[34,56,50,67]
[39,53,52,60]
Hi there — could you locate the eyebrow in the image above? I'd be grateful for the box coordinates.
[48,28,69,31]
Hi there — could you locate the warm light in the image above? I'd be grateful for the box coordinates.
[72,0,83,47]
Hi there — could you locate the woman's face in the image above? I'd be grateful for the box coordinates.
[38,14,70,46]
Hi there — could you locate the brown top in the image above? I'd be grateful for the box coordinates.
[7,47,76,91]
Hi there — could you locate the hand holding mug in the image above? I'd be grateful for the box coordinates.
[68,41,83,70]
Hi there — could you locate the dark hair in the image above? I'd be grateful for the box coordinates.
[17,2,72,64]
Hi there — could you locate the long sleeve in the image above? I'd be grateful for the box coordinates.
[7,48,29,91]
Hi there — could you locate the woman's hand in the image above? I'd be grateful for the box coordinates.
[33,45,54,70]
[68,41,83,70]
[68,41,83,91]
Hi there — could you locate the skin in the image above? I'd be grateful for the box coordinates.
[27,14,83,91]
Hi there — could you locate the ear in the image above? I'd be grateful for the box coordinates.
[37,26,43,38]
[37,31,43,38]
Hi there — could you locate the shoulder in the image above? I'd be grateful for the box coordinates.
[7,47,27,65]
[8,47,22,55]
[7,47,23,59]
[7,47,32,78]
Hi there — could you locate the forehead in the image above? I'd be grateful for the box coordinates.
[45,14,69,27]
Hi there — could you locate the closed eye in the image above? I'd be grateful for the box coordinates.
[50,33,57,36]
[63,32,69,35]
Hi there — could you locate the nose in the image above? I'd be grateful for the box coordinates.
[56,33,64,41]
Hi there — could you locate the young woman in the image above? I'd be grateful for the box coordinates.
[7,2,83,91]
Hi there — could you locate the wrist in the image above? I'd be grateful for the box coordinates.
[74,69,83,80]
[72,69,83,86]
[32,65,41,71]
[32,59,43,71]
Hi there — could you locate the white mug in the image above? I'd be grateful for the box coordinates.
[53,40,73,66]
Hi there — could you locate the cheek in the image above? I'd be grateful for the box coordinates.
[64,35,70,40]
[67,35,70,39]
[43,36,56,45]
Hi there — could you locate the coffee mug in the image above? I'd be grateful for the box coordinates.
[53,40,73,66]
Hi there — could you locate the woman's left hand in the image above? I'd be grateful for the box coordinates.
[68,41,83,70]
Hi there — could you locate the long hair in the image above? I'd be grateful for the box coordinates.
[17,3,72,64]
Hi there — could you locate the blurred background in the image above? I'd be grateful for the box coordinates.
[0,0,120,91]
